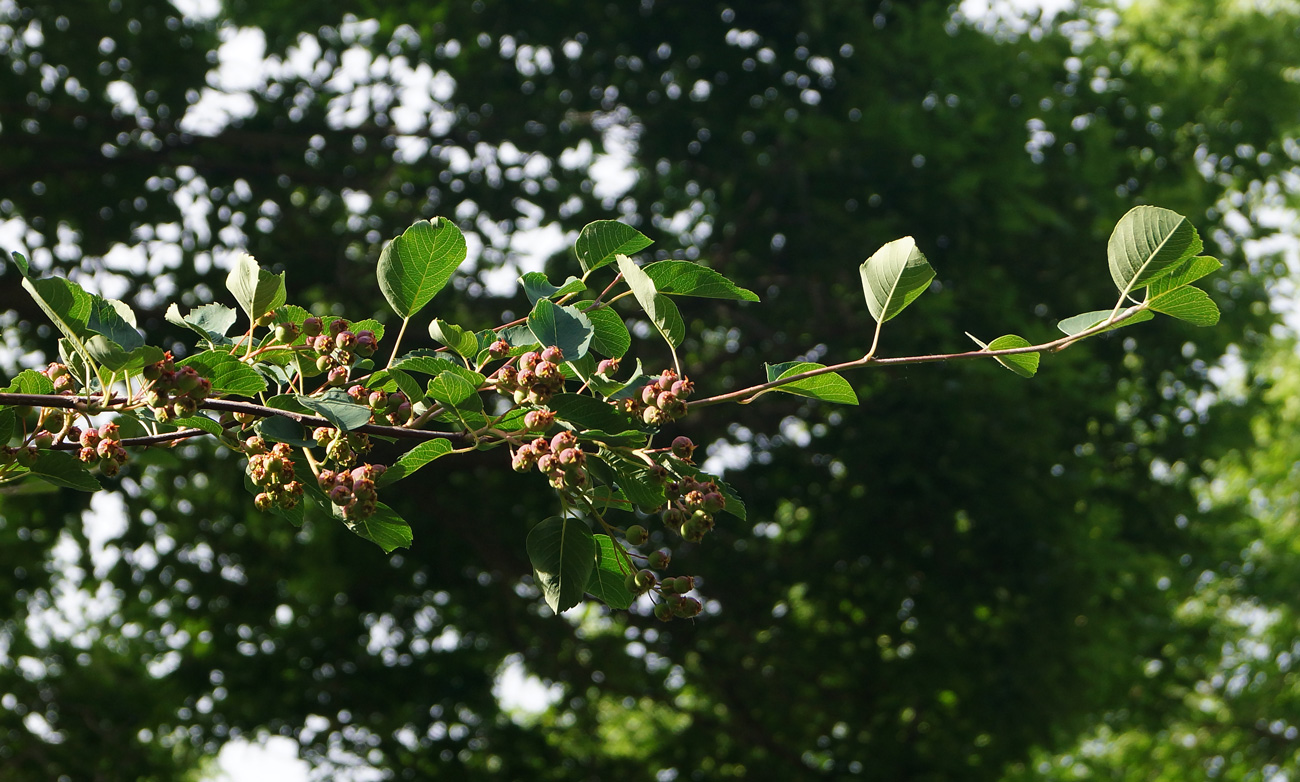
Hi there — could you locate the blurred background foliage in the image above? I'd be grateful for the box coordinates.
[3,0,1300,778]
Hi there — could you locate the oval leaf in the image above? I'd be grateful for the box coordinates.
[28,450,102,492]
[225,252,287,322]
[860,237,936,324]
[296,389,374,431]
[342,502,413,553]
[615,255,685,349]
[1149,286,1220,326]
[575,220,653,273]
[1056,309,1155,336]
[526,516,597,613]
[587,534,635,610]
[586,307,631,358]
[1107,206,1202,293]
[377,217,467,319]
[984,334,1040,378]
[643,260,760,301]
[760,361,858,405]
[178,351,268,397]
[528,298,595,360]
[377,439,454,487]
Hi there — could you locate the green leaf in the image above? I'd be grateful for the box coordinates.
[528,298,595,360]
[5,369,55,395]
[28,450,102,492]
[1108,206,1202,293]
[171,414,225,437]
[0,408,14,444]
[427,370,483,412]
[178,351,268,397]
[548,393,642,433]
[22,276,94,347]
[165,302,239,344]
[343,502,413,553]
[225,251,287,322]
[389,368,425,406]
[575,220,653,273]
[377,439,454,486]
[599,454,667,512]
[428,319,480,360]
[587,534,635,610]
[257,416,316,447]
[1149,286,1220,326]
[760,361,858,405]
[377,217,467,319]
[11,251,29,277]
[1148,256,1222,297]
[521,272,586,305]
[87,297,144,352]
[526,515,597,613]
[392,351,484,388]
[965,333,1040,378]
[586,307,631,358]
[643,261,760,301]
[1056,308,1155,336]
[296,389,374,431]
[616,255,685,348]
[860,237,936,323]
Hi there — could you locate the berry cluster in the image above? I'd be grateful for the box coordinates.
[619,369,695,426]
[496,346,567,405]
[142,352,212,422]
[662,474,726,543]
[41,362,77,394]
[76,422,130,477]
[313,426,373,467]
[345,386,412,425]
[624,565,703,621]
[318,463,386,521]
[299,317,379,386]
[244,438,305,511]
[511,430,588,490]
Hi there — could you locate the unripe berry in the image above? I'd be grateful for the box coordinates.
[327,366,349,387]
[328,318,347,337]
[673,576,695,593]
[659,369,679,388]
[683,490,705,511]
[625,524,649,546]
[191,377,213,401]
[557,447,585,470]
[244,436,267,455]
[142,361,162,381]
[391,402,412,424]
[16,446,40,467]
[79,446,98,463]
[254,311,276,327]
[535,361,562,382]
[517,369,537,389]
[635,569,657,590]
[536,453,560,475]
[519,351,540,372]
[336,330,357,352]
[643,406,667,426]
[317,470,338,490]
[314,427,334,446]
[648,549,671,570]
[274,321,300,343]
[314,335,335,356]
[347,384,366,402]
[281,481,304,508]
[488,339,510,359]
[96,438,117,460]
[671,436,695,461]
[596,357,620,376]
[702,491,726,513]
[496,366,519,392]
[354,332,377,357]
[671,378,695,399]
[540,345,564,364]
[368,390,388,410]
[653,602,675,622]
[31,430,54,449]
[550,431,577,452]
[235,412,256,426]
[524,409,556,431]
[302,316,323,337]
[254,492,274,511]
[642,383,661,407]
[173,397,198,418]
[53,374,75,393]
[315,355,333,373]
[662,507,686,527]
[174,366,201,394]
[385,392,406,413]
[99,422,120,441]
[674,597,703,618]
[329,485,354,506]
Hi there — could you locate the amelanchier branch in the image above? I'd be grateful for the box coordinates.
[0,206,1222,618]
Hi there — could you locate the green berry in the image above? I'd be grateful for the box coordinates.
[625,524,649,546]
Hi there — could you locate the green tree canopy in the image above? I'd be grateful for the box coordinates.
[1,0,1298,778]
